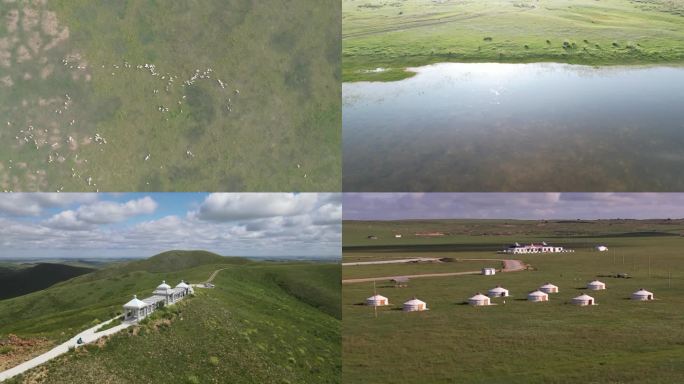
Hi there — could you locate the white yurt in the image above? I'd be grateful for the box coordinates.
[468,293,491,306]
[596,245,608,252]
[482,268,496,276]
[366,294,389,306]
[539,283,559,294]
[572,294,596,306]
[487,285,509,298]
[527,290,549,302]
[631,289,654,301]
[587,280,606,290]
[403,297,428,312]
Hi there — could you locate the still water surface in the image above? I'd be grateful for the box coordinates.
[343,63,684,191]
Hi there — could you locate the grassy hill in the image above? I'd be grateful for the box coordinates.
[343,0,684,81]
[1,250,340,383]
[0,263,95,301]
[342,220,684,383]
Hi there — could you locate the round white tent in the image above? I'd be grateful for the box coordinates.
[468,293,491,306]
[366,294,389,306]
[587,280,606,290]
[403,298,427,312]
[596,245,608,252]
[482,268,496,276]
[572,294,596,306]
[539,283,559,294]
[631,289,654,301]
[487,286,509,298]
[527,290,548,302]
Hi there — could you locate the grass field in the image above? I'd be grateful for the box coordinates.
[343,0,684,81]
[342,220,684,383]
[1,0,340,191]
[1,251,341,383]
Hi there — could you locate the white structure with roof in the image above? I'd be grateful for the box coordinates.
[123,280,194,321]
[482,268,496,276]
[631,289,654,301]
[487,286,509,298]
[403,298,427,312]
[596,245,608,252]
[587,280,606,290]
[572,294,596,306]
[539,283,559,294]
[527,290,549,302]
[501,242,572,254]
[468,293,491,306]
[366,294,389,306]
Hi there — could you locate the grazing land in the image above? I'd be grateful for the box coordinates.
[1,0,340,191]
[1,250,341,383]
[342,0,684,81]
[342,220,684,383]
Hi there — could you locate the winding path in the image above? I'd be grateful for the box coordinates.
[342,258,527,284]
[0,318,134,382]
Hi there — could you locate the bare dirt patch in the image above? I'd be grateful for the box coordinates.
[0,334,53,371]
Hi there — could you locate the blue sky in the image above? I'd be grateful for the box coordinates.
[0,193,341,259]
[343,193,684,220]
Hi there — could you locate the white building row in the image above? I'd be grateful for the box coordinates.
[501,242,573,254]
[123,280,194,321]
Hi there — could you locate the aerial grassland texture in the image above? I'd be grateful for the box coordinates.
[0,0,341,192]
[343,0,684,81]
[342,220,684,384]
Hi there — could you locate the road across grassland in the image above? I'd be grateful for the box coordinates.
[0,318,134,382]
[342,258,527,284]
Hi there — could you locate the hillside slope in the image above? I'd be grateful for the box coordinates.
[0,264,95,301]
[0,252,340,383]
[6,264,340,384]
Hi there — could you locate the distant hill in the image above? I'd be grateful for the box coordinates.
[120,250,249,273]
[0,263,95,301]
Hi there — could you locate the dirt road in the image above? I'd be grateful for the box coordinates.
[342,258,527,284]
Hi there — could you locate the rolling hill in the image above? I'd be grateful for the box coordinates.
[0,250,340,383]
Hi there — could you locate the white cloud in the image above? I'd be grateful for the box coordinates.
[0,193,97,216]
[193,193,319,221]
[75,196,157,224]
[1,193,341,259]
[43,196,157,230]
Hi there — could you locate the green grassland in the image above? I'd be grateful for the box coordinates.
[343,0,684,81]
[1,251,341,383]
[0,263,95,300]
[342,220,684,383]
[0,0,340,191]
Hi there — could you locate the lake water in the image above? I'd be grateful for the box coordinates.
[343,63,684,191]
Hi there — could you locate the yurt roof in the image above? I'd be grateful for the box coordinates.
[574,294,594,301]
[404,298,426,305]
[368,294,388,300]
[528,290,547,297]
[470,293,489,301]
[175,280,190,289]
[123,295,146,309]
[633,289,653,296]
[588,280,604,285]
[489,286,507,292]
[156,280,171,290]
[540,283,557,288]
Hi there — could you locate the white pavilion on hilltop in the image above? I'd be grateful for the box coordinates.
[123,280,194,321]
